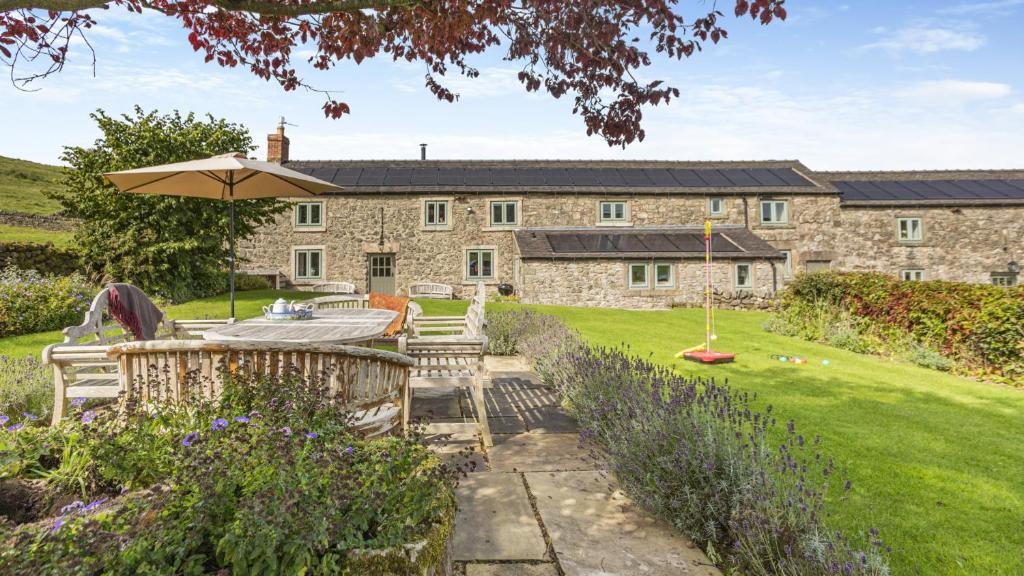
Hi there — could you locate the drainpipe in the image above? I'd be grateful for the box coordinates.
[742,197,749,228]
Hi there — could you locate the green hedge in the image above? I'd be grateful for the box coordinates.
[781,272,1024,384]
[0,266,94,338]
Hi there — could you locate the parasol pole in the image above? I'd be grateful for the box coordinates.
[704,219,712,354]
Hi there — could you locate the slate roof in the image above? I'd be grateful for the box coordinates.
[514,226,784,260]
[822,171,1024,206]
[283,160,830,195]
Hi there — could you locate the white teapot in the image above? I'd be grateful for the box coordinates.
[265,298,296,315]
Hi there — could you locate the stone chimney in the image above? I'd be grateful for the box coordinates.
[267,117,290,163]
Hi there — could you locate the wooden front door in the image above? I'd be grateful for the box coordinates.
[368,254,395,295]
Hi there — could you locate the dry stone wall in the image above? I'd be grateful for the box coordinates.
[0,241,80,276]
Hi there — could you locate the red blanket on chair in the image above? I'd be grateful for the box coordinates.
[368,293,409,337]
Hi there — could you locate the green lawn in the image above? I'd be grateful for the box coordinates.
[0,155,64,216]
[0,224,75,247]
[510,304,1022,575]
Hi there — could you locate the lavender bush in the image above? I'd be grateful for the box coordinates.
[512,309,890,575]
[0,266,93,337]
[0,355,52,422]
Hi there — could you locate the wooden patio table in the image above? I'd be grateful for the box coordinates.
[202,308,398,345]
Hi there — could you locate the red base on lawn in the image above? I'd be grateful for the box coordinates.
[683,351,736,364]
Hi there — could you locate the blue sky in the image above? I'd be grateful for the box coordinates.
[1,0,1022,169]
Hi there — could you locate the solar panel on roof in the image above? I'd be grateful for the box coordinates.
[617,235,648,252]
[409,168,438,186]
[436,168,464,186]
[772,169,814,187]
[516,169,547,186]
[543,169,574,186]
[489,169,519,186]
[875,181,922,200]
[665,233,705,252]
[746,168,788,186]
[710,234,743,253]
[382,168,412,186]
[667,169,707,187]
[595,235,620,251]
[331,168,362,186]
[720,170,760,187]
[978,180,1024,197]
[463,168,491,186]
[356,168,387,186]
[591,168,625,187]
[636,234,678,251]
[901,181,953,199]
[568,168,602,186]
[309,167,339,183]
[547,234,587,253]
[619,169,654,187]
[694,170,734,187]
[644,169,680,187]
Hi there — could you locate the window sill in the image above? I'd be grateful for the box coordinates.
[293,226,326,233]
[898,240,924,246]
[754,223,795,231]
[293,279,323,286]
[707,213,727,220]
[597,221,633,227]
[462,279,498,286]
[419,225,453,232]
[481,225,520,232]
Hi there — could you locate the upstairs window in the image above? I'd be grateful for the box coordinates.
[708,197,725,216]
[424,200,449,227]
[759,200,789,224]
[900,269,925,282]
[295,202,323,227]
[599,201,628,223]
[490,200,519,226]
[897,218,923,242]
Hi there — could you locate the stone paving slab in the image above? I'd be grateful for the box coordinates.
[525,471,721,576]
[488,415,528,435]
[411,388,464,419]
[454,473,547,561]
[465,563,560,576]
[483,355,535,374]
[488,434,602,473]
[521,406,577,434]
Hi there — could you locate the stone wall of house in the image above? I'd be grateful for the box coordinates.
[515,258,777,310]
[835,205,1024,282]
[238,192,835,298]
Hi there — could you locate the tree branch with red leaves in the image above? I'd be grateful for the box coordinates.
[0,0,786,146]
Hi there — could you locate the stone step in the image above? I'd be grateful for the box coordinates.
[453,473,548,562]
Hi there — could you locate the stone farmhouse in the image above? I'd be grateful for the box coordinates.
[238,126,1024,309]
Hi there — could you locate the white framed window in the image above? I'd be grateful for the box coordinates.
[991,273,1018,287]
[466,248,495,280]
[424,200,449,227]
[781,250,793,279]
[735,262,753,290]
[654,262,675,289]
[628,262,649,288]
[294,249,323,280]
[900,269,925,282]
[489,200,519,226]
[897,218,923,242]
[708,197,725,216]
[759,200,789,224]
[599,201,628,223]
[295,202,323,227]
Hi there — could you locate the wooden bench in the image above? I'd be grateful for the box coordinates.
[107,340,414,437]
[311,281,356,294]
[41,284,232,426]
[398,282,491,446]
[302,294,370,310]
[408,282,454,300]
[239,268,283,290]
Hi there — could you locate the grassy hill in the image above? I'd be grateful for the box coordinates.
[0,155,64,216]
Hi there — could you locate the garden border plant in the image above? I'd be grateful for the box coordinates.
[486,308,891,576]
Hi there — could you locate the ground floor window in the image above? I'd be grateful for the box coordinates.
[735,262,753,290]
[781,250,793,279]
[628,262,649,288]
[654,262,675,288]
[294,249,323,280]
[466,249,494,280]
[900,269,925,282]
[991,272,1018,287]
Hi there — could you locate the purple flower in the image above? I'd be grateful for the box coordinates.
[305,432,318,439]
[81,498,108,512]
[81,410,95,424]
[0,415,8,426]
[279,426,292,436]
[182,431,199,447]
[50,516,65,534]
[22,412,38,421]
[345,446,353,455]
[70,397,86,408]
[7,423,23,432]
[233,415,250,423]
[211,418,229,431]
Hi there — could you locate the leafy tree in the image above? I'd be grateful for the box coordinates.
[53,107,286,302]
[0,0,786,147]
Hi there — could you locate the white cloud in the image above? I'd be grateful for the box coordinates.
[895,80,1012,103]
[860,26,986,54]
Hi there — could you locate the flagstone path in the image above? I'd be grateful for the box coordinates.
[414,356,721,576]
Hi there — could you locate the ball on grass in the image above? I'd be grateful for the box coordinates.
[822,359,831,366]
